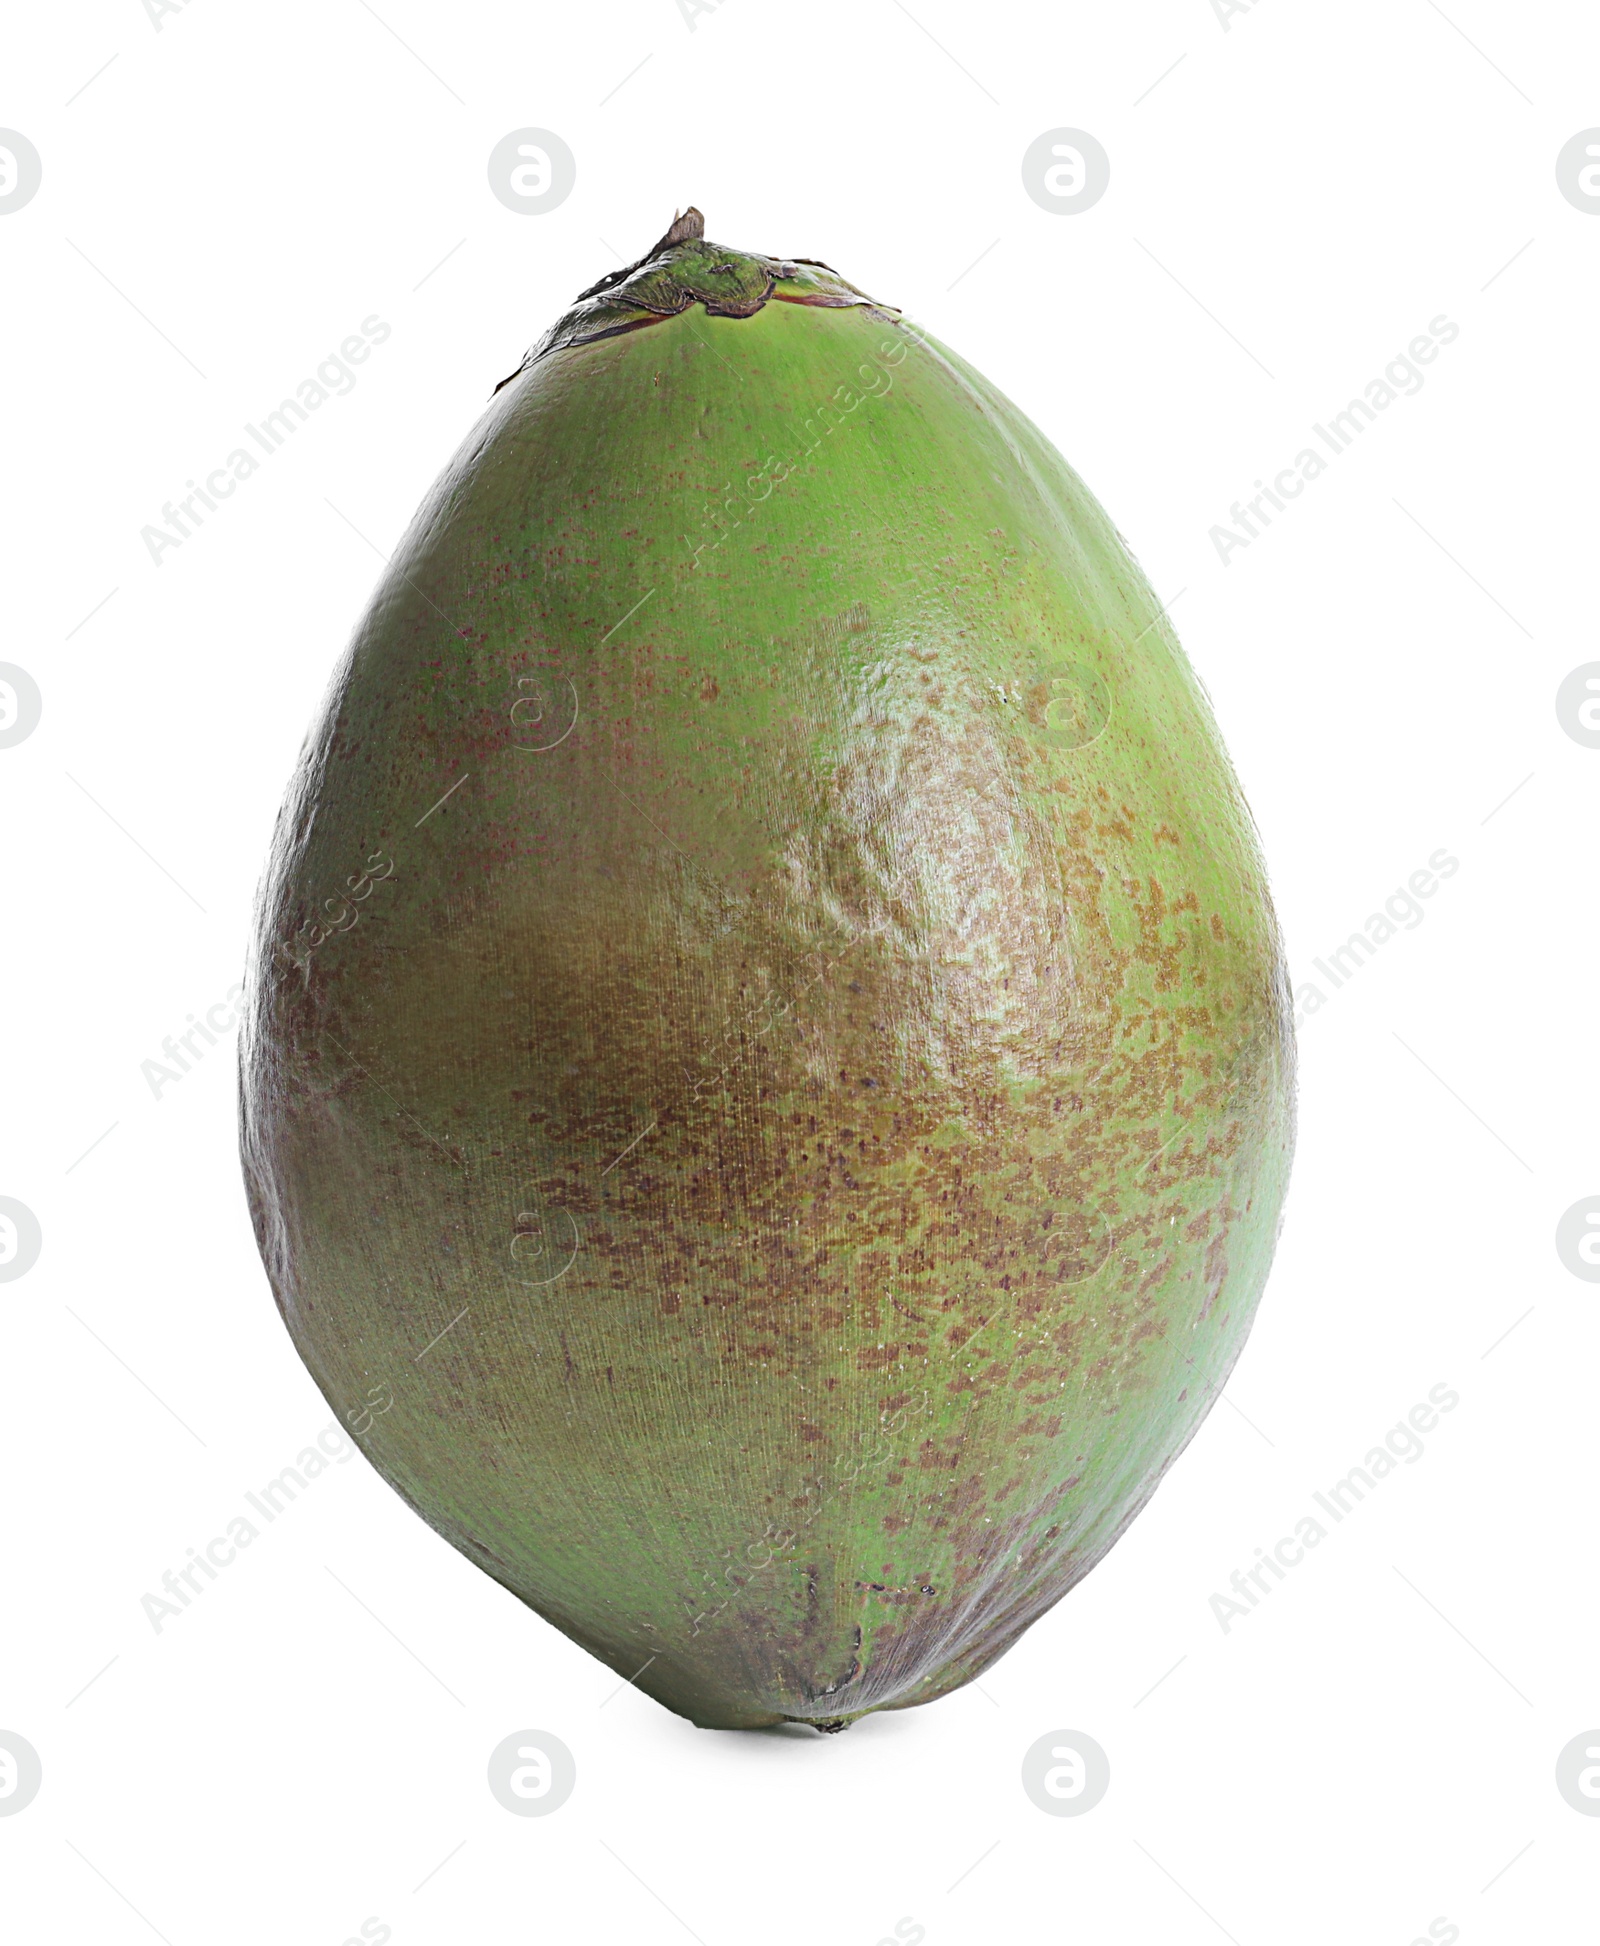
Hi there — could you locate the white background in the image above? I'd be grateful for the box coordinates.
[2,2,1596,1941]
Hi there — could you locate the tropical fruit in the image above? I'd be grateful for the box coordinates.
[241,209,1294,1731]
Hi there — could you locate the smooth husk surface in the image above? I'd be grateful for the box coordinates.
[242,213,1294,1731]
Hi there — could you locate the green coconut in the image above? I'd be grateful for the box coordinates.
[241,208,1294,1731]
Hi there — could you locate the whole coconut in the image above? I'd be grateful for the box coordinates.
[242,209,1294,1731]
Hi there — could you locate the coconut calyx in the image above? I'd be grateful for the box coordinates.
[494,206,899,391]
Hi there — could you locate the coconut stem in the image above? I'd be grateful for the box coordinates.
[652,206,706,253]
